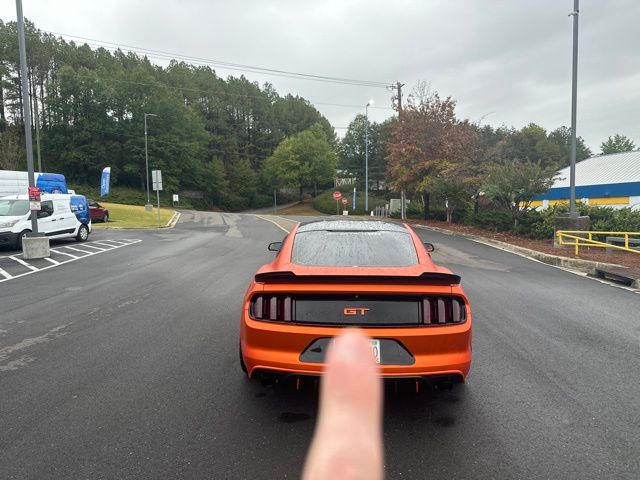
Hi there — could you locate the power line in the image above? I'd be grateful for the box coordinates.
[0,29,394,111]
[43,69,393,111]
[42,30,393,89]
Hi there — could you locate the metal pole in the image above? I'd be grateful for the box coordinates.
[365,103,370,212]
[156,188,160,225]
[353,186,356,211]
[35,103,42,172]
[144,114,150,204]
[568,0,579,217]
[16,0,37,233]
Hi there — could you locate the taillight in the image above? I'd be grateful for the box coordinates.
[250,295,292,321]
[422,297,466,325]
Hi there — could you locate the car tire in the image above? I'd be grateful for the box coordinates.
[76,224,89,242]
[16,230,30,250]
[103,213,109,223]
[239,343,248,374]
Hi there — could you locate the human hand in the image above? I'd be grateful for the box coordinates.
[302,330,384,480]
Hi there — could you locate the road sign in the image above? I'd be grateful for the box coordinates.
[341,197,348,205]
[172,194,179,203]
[333,191,342,200]
[152,170,163,191]
[28,186,41,211]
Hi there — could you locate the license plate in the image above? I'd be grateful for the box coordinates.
[370,339,381,364]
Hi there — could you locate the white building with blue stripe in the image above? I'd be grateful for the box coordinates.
[533,151,640,210]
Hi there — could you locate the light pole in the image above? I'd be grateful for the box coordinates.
[568,0,579,217]
[16,0,37,234]
[144,113,157,207]
[365,99,373,212]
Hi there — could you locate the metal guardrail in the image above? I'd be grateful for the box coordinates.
[556,230,640,255]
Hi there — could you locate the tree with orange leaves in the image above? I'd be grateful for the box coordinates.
[386,84,477,221]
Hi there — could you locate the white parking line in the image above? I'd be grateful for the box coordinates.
[78,244,107,252]
[92,240,122,247]
[96,239,128,246]
[49,249,79,259]
[60,246,95,255]
[9,256,39,272]
[0,239,142,284]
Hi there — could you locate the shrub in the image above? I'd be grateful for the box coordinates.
[471,209,512,231]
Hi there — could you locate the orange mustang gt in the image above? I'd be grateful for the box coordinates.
[239,220,472,386]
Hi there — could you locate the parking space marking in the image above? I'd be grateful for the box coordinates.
[0,239,142,284]
[60,245,95,255]
[78,244,107,252]
[9,257,39,272]
[49,249,78,259]
[95,239,127,246]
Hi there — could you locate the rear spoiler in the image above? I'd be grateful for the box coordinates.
[254,271,461,285]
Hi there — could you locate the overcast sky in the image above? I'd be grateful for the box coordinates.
[1,0,638,152]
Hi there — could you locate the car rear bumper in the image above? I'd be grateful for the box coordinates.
[241,315,472,380]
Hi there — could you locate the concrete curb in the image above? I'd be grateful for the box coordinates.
[167,211,181,228]
[411,223,633,279]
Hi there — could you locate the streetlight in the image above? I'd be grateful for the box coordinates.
[144,113,157,208]
[568,0,579,217]
[365,99,374,212]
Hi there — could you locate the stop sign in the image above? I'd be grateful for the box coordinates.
[333,191,342,200]
[341,198,348,205]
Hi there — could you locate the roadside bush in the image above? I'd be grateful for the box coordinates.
[405,200,424,219]
[313,189,387,215]
[220,192,250,212]
[252,194,274,209]
[471,209,512,231]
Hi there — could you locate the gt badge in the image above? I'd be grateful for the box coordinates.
[343,307,370,316]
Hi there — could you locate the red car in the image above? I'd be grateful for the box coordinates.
[88,199,109,222]
[240,220,472,388]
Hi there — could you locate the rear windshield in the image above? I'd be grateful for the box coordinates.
[291,230,418,267]
[0,199,29,217]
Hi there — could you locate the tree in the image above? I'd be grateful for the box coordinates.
[429,177,470,223]
[386,86,476,218]
[262,123,338,199]
[0,19,336,209]
[493,124,591,170]
[547,126,591,163]
[600,134,636,155]
[483,160,556,228]
[339,114,392,190]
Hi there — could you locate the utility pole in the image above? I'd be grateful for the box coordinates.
[144,113,157,210]
[395,81,405,112]
[16,0,37,233]
[35,104,42,172]
[365,99,374,213]
[568,0,579,217]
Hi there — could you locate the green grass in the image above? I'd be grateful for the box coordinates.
[91,202,176,228]
[313,189,389,215]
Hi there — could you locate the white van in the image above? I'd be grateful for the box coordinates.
[0,193,92,249]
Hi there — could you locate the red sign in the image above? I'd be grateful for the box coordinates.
[333,191,342,200]
[28,186,41,202]
[341,198,348,205]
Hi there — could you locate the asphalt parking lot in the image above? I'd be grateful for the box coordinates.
[1,211,638,479]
